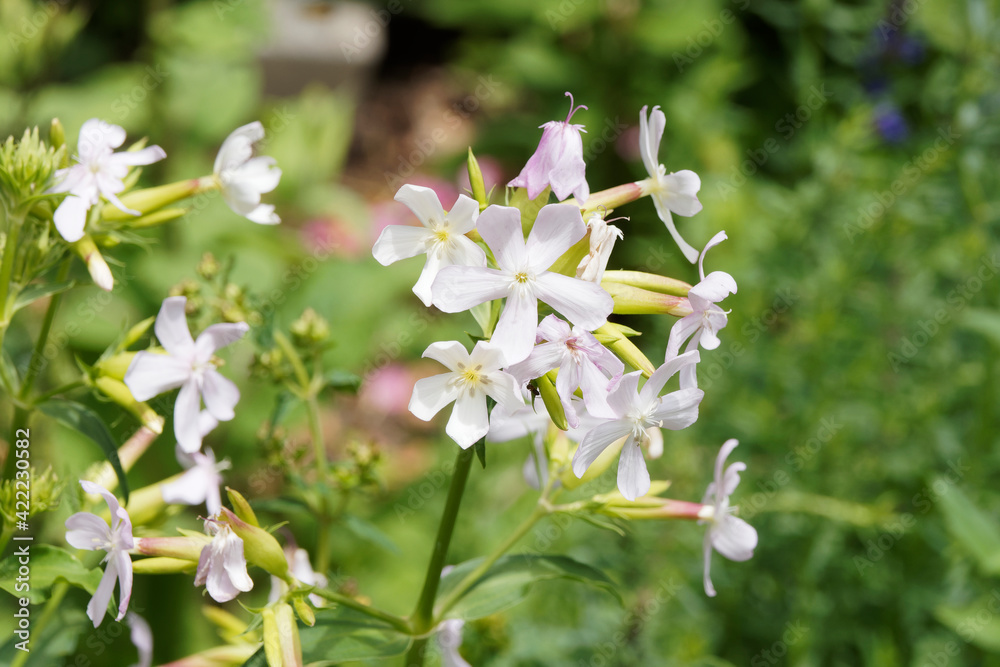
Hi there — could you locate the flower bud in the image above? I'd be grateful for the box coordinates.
[100,179,205,221]
[575,181,644,215]
[203,605,251,643]
[131,556,198,575]
[262,607,282,666]
[92,376,164,434]
[49,118,66,155]
[73,235,113,291]
[134,535,210,561]
[290,308,330,347]
[593,323,655,377]
[276,602,303,666]
[602,270,691,297]
[292,596,315,627]
[197,252,221,280]
[535,373,568,431]
[218,507,290,580]
[226,487,260,527]
[128,207,188,229]
[602,282,692,317]
[467,148,489,210]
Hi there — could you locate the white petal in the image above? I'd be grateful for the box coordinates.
[65,512,111,550]
[154,297,195,356]
[111,145,166,167]
[711,516,758,562]
[713,438,741,494]
[696,230,728,282]
[53,195,90,242]
[483,370,524,413]
[646,427,664,459]
[372,224,432,266]
[524,204,587,272]
[127,613,153,667]
[228,156,280,194]
[506,342,565,384]
[638,105,666,178]
[664,315,702,362]
[201,370,240,422]
[650,388,704,430]
[640,349,700,405]
[431,266,509,313]
[446,390,489,448]
[394,184,446,226]
[577,357,618,420]
[447,194,480,234]
[80,118,126,153]
[467,340,508,372]
[173,379,205,453]
[491,289,538,365]
[123,352,191,401]
[194,322,249,362]
[661,170,702,217]
[617,436,650,502]
[477,205,527,271]
[243,203,281,225]
[161,467,210,506]
[533,272,612,331]
[214,122,264,174]
[87,556,119,627]
[413,250,444,308]
[703,530,716,597]
[114,551,133,621]
[651,204,699,264]
[572,419,633,477]
[536,314,571,343]
[691,271,738,303]
[422,341,471,370]
[409,374,460,421]
[222,535,254,592]
[79,480,123,523]
[606,371,642,417]
[443,234,487,268]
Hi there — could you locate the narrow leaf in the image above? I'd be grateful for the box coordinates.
[38,399,129,500]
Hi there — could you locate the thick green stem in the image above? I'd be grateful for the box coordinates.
[310,588,411,634]
[0,210,24,329]
[434,504,548,620]
[404,445,476,666]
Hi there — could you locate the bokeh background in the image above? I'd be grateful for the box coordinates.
[1,0,1000,664]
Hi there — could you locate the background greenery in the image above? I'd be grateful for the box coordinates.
[1,0,999,664]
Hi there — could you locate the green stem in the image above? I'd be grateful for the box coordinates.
[434,504,548,621]
[310,588,411,634]
[0,209,24,329]
[31,379,84,404]
[404,445,476,666]
[19,257,71,401]
[11,580,68,667]
[0,522,13,554]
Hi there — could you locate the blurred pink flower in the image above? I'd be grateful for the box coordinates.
[456,155,505,195]
[301,218,364,259]
[361,363,418,416]
[615,125,641,162]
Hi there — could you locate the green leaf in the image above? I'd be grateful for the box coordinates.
[474,439,487,469]
[936,598,1000,652]
[343,514,400,555]
[0,546,102,604]
[11,281,75,314]
[936,479,1000,575]
[0,347,19,394]
[38,399,129,501]
[435,554,622,621]
[240,607,412,665]
[0,606,90,665]
[323,369,361,393]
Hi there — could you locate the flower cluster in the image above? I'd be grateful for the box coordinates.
[376,92,755,596]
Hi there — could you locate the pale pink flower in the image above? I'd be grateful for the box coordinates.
[160,444,229,516]
[508,91,589,203]
[195,518,254,603]
[64,481,134,626]
[576,213,623,284]
[214,121,282,224]
[49,118,166,242]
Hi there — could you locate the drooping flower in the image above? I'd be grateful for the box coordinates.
[508,91,589,203]
[700,439,757,597]
[372,184,484,307]
[195,517,254,603]
[432,203,613,365]
[124,296,248,453]
[160,443,229,516]
[437,618,472,667]
[576,212,623,284]
[571,351,704,501]
[269,546,328,607]
[48,118,167,242]
[638,105,703,263]
[64,481,135,627]
[664,231,737,389]
[409,340,523,448]
[127,613,153,667]
[507,315,623,428]
[214,121,282,224]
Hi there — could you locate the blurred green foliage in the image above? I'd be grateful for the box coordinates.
[0,0,999,665]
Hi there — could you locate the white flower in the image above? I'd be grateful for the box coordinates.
[639,105,702,263]
[432,203,614,365]
[214,121,282,224]
[571,351,704,501]
[124,296,248,453]
[160,444,229,516]
[268,547,328,607]
[664,231,737,389]
[507,315,623,428]
[127,613,153,667]
[437,618,471,667]
[508,91,590,203]
[700,439,757,597]
[48,118,166,242]
[64,481,134,627]
[372,184,484,307]
[409,341,524,448]
[575,212,623,284]
[195,518,254,603]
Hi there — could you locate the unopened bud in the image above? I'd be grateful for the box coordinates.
[73,235,113,291]
[602,271,691,297]
[292,596,315,627]
[593,323,655,377]
[197,252,220,280]
[131,556,199,575]
[467,148,488,210]
[276,602,303,666]
[602,282,692,316]
[290,308,330,347]
[100,180,203,221]
[92,376,163,434]
[133,535,210,562]
[226,487,260,527]
[219,508,290,580]
[49,118,66,154]
[535,373,568,431]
